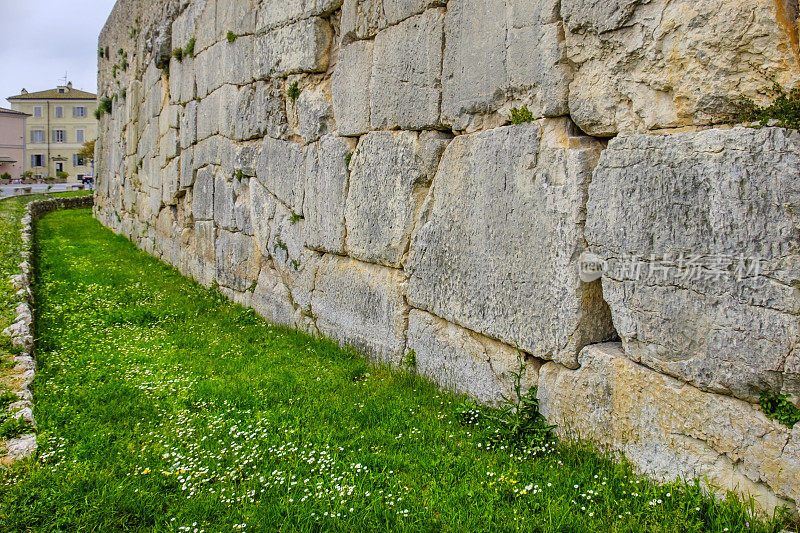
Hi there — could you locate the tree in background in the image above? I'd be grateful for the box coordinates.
[78,140,95,165]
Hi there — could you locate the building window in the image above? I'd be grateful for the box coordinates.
[73,107,87,118]
[55,106,63,118]
[52,130,66,143]
[31,155,44,167]
[58,88,66,93]
[73,154,86,167]
[30,130,44,143]
[76,129,85,143]
[33,106,42,118]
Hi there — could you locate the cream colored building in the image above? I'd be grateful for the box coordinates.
[7,83,96,181]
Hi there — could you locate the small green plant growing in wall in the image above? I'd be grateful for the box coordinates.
[226,31,238,43]
[274,237,288,253]
[289,211,303,224]
[172,47,184,62]
[508,105,534,125]
[759,392,800,429]
[95,96,113,119]
[234,169,245,181]
[184,38,195,58]
[287,81,301,101]
[98,47,104,58]
[734,79,800,130]
[344,151,353,167]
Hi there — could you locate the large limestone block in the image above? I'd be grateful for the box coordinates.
[255,18,332,78]
[192,165,215,220]
[215,229,261,291]
[249,177,278,253]
[257,0,342,31]
[341,0,445,41]
[267,204,320,315]
[311,254,408,364]
[179,100,197,149]
[255,137,312,213]
[251,264,296,327]
[586,127,800,401]
[219,34,254,87]
[369,9,444,130]
[220,82,288,142]
[216,0,257,38]
[407,310,538,405]
[304,134,355,254]
[294,82,334,144]
[407,118,616,368]
[442,0,569,132]
[538,343,800,516]
[345,131,429,267]
[563,0,800,136]
[214,175,252,234]
[331,40,373,136]
[191,220,216,287]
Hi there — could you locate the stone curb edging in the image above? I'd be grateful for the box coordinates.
[1,195,94,464]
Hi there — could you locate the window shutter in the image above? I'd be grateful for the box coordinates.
[31,155,34,168]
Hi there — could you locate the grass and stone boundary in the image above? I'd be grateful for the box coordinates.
[0,195,93,463]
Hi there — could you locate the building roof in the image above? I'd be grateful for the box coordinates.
[7,86,96,101]
[0,107,30,117]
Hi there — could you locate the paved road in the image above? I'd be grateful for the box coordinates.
[0,183,93,199]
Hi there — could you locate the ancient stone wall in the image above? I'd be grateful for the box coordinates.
[95,0,800,514]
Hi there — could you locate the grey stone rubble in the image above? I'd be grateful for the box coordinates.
[0,196,94,465]
[95,0,799,516]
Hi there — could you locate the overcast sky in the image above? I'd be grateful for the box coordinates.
[0,0,116,108]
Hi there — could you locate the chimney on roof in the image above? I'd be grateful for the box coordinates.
[67,82,72,89]
[20,89,27,94]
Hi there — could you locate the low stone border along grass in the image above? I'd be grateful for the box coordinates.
[0,206,795,532]
[0,192,93,465]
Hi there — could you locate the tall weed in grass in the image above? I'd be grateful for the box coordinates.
[0,208,792,532]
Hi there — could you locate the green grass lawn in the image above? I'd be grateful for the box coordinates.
[0,207,791,532]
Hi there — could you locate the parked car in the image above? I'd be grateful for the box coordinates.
[80,173,94,185]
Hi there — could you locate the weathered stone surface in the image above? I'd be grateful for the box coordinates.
[268,202,316,312]
[255,18,332,78]
[257,0,341,31]
[442,0,569,132]
[538,343,800,516]
[294,81,334,144]
[304,134,355,254]
[179,147,194,189]
[229,81,287,142]
[341,0,445,41]
[179,100,197,149]
[370,9,444,130]
[249,177,278,253]
[408,310,538,405]
[563,0,800,136]
[331,40,373,136]
[219,34,254,86]
[215,229,260,291]
[407,118,616,368]
[255,137,311,213]
[312,254,408,364]
[345,131,429,267]
[251,264,296,327]
[214,175,252,234]
[192,165,215,220]
[586,127,800,401]
[191,220,216,287]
